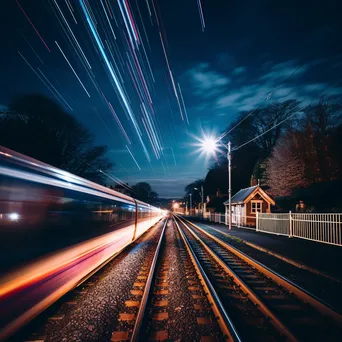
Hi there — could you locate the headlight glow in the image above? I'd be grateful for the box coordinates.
[8,213,20,221]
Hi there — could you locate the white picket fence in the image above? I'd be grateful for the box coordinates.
[207,212,256,231]
[205,211,342,246]
[257,212,342,246]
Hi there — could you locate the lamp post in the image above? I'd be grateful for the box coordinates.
[228,141,232,230]
[189,193,192,216]
[194,186,204,217]
[201,185,204,217]
[200,136,232,228]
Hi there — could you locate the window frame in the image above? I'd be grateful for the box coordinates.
[251,200,262,213]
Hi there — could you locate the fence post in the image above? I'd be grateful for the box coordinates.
[256,211,259,231]
[289,211,293,238]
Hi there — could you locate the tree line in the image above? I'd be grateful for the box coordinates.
[185,96,342,212]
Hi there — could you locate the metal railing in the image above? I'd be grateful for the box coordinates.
[207,213,256,230]
[257,213,290,236]
[292,213,342,246]
[203,211,342,247]
[257,212,342,246]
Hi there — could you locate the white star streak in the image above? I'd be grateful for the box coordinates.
[100,0,116,40]
[197,0,206,32]
[55,41,91,97]
[108,102,131,144]
[121,0,140,45]
[177,83,189,125]
[37,67,73,111]
[126,145,141,171]
[18,51,70,109]
[78,0,151,162]
[52,0,91,70]
[64,0,78,24]
[18,29,44,64]
[159,32,184,121]
[117,0,135,48]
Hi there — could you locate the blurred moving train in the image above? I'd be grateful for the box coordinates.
[0,145,165,339]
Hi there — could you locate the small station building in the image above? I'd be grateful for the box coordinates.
[224,185,275,227]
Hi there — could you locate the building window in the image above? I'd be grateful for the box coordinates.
[251,201,262,213]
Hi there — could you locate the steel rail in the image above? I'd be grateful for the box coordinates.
[173,216,242,342]
[181,216,342,326]
[177,216,298,341]
[130,217,168,341]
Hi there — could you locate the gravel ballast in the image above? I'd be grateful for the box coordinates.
[141,217,222,341]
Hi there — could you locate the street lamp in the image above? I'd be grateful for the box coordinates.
[189,193,192,216]
[201,137,218,154]
[228,142,232,230]
[194,186,204,217]
[200,137,232,230]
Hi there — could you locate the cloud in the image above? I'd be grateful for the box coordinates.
[215,60,337,112]
[232,66,246,76]
[303,83,326,93]
[260,60,310,82]
[187,63,230,95]
[217,92,244,108]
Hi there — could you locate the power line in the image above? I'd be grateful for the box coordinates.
[233,82,338,151]
[218,65,303,141]
[233,103,303,151]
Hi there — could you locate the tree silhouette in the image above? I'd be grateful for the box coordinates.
[131,182,158,203]
[0,94,112,182]
[184,179,204,205]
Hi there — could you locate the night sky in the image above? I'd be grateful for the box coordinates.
[1,0,342,197]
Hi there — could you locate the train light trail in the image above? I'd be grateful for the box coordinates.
[8,213,20,221]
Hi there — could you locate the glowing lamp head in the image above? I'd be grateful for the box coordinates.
[201,137,218,154]
[8,212,19,221]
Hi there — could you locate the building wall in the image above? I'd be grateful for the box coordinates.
[245,193,269,225]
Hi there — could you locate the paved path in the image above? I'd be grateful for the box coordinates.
[190,220,342,281]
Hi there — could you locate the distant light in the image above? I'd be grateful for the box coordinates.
[8,213,20,221]
[173,202,180,209]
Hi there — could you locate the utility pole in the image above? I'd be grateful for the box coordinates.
[228,141,232,230]
[201,185,204,218]
[190,193,192,216]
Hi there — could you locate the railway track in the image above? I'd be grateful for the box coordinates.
[176,215,342,342]
[111,216,241,341]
